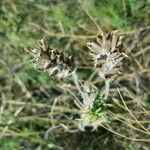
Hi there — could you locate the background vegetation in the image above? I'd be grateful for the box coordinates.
[0,0,150,149]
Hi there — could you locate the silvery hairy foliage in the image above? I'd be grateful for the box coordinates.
[87,30,128,80]
[26,39,75,79]
[75,82,97,113]
[75,83,108,131]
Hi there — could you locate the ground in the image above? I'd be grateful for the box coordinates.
[0,0,150,149]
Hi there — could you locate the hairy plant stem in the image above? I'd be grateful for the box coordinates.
[104,79,111,100]
[71,70,84,97]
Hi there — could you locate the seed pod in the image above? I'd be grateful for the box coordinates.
[87,30,128,80]
[26,39,75,79]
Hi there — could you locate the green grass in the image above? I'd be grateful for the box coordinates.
[0,0,150,149]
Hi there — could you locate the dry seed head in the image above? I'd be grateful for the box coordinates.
[87,30,128,80]
[26,39,75,79]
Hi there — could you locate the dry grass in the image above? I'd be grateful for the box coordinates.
[0,0,150,149]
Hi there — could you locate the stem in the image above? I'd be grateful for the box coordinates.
[71,70,84,99]
[104,79,111,100]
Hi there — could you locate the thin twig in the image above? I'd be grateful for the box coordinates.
[100,124,150,142]
[108,111,149,135]
[117,88,150,134]
[78,0,101,32]
[28,22,96,39]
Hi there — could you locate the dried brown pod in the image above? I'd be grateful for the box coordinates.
[87,30,128,80]
[26,39,75,79]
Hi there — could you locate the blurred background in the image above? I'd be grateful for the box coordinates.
[0,0,150,149]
